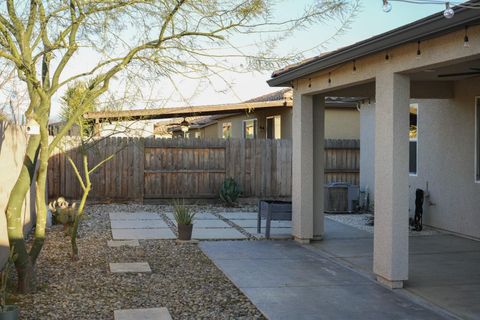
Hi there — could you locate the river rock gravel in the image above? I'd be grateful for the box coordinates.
[11,204,265,320]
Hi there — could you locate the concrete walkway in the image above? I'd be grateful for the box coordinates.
[200,240,448,320]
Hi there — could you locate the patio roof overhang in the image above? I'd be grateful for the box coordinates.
[268,0,480,87]
[84,99,292,123]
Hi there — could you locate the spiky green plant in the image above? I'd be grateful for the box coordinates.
[219,178,241,207]
[172,199,196,225]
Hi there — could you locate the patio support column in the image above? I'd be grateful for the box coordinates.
[292,93,325,243]
[373,72,410,289]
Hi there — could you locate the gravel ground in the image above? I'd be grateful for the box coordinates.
[9,204,265,320]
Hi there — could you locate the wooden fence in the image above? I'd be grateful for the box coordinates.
[48,137,359,201]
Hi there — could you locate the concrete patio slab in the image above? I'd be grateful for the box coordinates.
[109,262,151,273]
[309,218,480,320]
[192,228,247,240]
[112,228,176,240]
[219,212,258,220]
[111,220,169,229]
[107,240,140,247]
[114,307,172,320]
[243,227,292,239]
[109,212,162,220]
[200,240,446,320]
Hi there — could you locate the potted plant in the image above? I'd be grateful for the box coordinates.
[173,199,196,241]
[0,250,19,320]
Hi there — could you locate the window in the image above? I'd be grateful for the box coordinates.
[409,104,418,175]
[266,115,281,139]
[476,98,480,181]
[243,119,257,139]
[222,122,232,139]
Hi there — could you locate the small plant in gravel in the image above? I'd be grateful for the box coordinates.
[0,250,19,319]
[173,199,196,240]
[219,178,241,207]
[48,197,78,235]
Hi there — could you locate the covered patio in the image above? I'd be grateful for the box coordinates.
[268,3,480,290]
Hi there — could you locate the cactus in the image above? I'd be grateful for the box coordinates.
[219,178,241,207]
[48,197,78,236]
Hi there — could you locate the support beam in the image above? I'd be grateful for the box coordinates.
[292,93,325,243]
[373,72,410,289]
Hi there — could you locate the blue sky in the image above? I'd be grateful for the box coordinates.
[49,1,454,118]
[159,1,447,107]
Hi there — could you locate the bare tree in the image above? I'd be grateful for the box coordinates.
[0,0,358,293]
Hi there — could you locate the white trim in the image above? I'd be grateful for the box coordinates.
[475,97,480,183]
[409,103,418,176]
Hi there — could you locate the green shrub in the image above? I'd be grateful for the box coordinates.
[219,178,241,207]
[172,199,196,225]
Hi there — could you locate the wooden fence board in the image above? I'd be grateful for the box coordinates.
[48,138,359,200]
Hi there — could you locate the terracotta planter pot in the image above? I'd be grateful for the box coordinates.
[177,223,193,240]
[0,305,19,320]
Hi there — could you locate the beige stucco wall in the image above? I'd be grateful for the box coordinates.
[0,123,36,270]
[359,79,480,239]
[325,108,360,139]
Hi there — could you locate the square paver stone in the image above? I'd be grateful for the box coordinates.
[172,219,230,228]
[192,227,247,240]
[112,228,176,240]
[231,219,291,228]
[165,212,218,220]
[220,212,258,220]
[107,240,140,247]
[110,212,162,220]
[109,262,151,273]
[111,220,169,229]
[114,308,172,320]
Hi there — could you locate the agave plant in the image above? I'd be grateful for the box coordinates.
[219,178,241,207]
[172,199,196,225]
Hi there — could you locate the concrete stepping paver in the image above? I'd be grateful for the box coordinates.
[110,212,162,220]
[107,240,140,247]
[171,219,231,228]
[165,212,218,221]
[114,307,172,320]
[111,220,169,229]
[192,227,247,240]
[112,228,176,240]
[109,262,151,273]
[219,212,258,220]
[231,219,291,228]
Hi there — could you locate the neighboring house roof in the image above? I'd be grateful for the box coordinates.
[84,97,292,123]
[268,1,480,87]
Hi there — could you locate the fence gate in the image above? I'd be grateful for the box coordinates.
[143,139,227,198]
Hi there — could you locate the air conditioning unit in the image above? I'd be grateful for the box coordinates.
[324,182,359,213]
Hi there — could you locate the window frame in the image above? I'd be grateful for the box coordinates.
[409,103,418,176]
[266,115,281,139]
[243,118,257,139]
[222,122,232,139]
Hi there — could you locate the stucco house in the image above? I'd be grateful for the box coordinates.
[268,5,480,288]
[168,89,361,140]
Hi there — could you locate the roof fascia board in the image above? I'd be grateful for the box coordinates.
[268,7,480,87]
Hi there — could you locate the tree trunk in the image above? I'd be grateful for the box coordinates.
[29,125,49,265]
[5,134,40,293]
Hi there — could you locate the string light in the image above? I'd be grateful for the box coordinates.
[382,1,480,18]
[464,26,470,47]
[417,41,421,56]
[328,72,332,84]
[352,60,357,72]
[443,2,454,18]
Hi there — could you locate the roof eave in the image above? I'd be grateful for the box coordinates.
[268,5,480,87]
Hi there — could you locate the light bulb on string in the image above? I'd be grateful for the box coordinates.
[383,0,392,13]
[443,2,454,19]
[464,26,470,48]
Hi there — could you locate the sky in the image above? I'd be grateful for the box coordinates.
[44,1,452,119]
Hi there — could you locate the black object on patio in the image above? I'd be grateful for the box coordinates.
[257,200,292,239]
